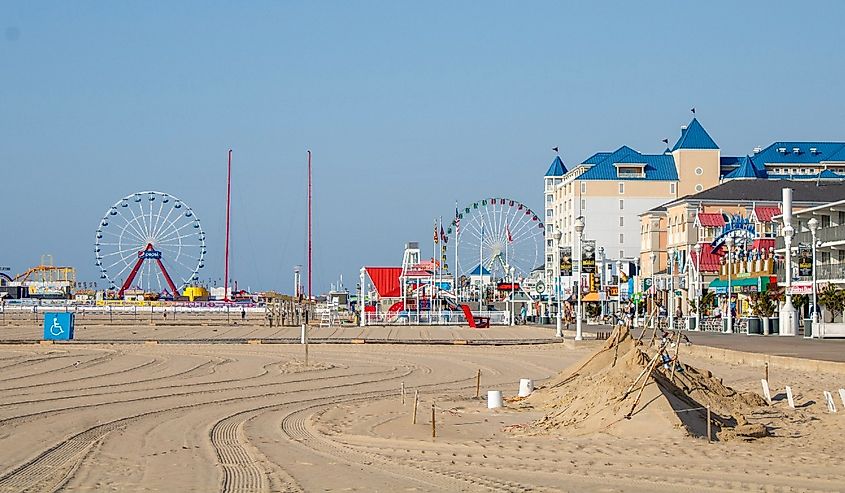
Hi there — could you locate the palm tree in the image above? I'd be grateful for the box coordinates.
[818,285,845,323]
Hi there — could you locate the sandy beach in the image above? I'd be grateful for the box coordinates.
[0,337,843,492]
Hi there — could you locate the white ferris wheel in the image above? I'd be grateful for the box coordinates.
[446,198,545,280]
[94,191,206,297]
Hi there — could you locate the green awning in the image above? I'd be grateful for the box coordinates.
[708,276,769,294]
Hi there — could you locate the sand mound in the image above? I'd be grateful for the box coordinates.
[525,327,768,440]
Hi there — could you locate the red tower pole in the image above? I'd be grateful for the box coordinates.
[224,149,232,302]
[307,150,312,301]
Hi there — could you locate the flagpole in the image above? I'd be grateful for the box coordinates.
[479,220,484,311]
[438,215,443,322]
[455,202,460,303]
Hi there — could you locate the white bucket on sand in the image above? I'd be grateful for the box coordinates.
[518,378,534,397]
[487,390,503,409]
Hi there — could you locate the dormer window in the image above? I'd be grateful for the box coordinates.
[614,163,646,178]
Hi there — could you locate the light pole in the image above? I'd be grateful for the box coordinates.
[649,251,656,329]
[634,257,641,327]
[574,216,585,341]
[725,236,734,333]
[667,246,675,331]
[809,217,819,337]
[694,243,702,331]
[359,267,367,327]
[554,230,563,338]
[598,246,605,319]
[509,265,516,326]
[616,259,622,318]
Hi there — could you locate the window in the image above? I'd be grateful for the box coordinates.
[619,199,624,210]
[822,215,831,227]
[580,198,586,210]
[619,233,624,243]
[581,182,586,194]
[620,250,625,259]
[838,211,845,226]
[619,216,624,227]
[619,182,625,194]
[546,195,553,204]
[670,183,676,194]
[695,167,703,176]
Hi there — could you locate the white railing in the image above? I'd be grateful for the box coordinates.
[364,310,509,326]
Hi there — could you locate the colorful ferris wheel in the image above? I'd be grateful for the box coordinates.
[94,191,206,297]
[445,198,544,280]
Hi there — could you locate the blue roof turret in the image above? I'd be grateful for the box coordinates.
[545,155,567,177]
[672,118,719,151]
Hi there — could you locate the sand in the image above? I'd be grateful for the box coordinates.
[0,338,843,492]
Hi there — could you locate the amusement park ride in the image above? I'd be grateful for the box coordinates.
[95,191,206,299]
[361,197,545,323]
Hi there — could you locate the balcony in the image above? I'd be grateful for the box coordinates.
[775,224,845,249]
[776,262,845,283]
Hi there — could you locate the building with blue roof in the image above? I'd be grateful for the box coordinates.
[541,115,845,289]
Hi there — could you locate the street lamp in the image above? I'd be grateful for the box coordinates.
[598,246,605,319]
[616,259,623,319]
[509,265,516,326]
[667,246,675,331]
[359,267,367,327]
[574,216,585,341]
[808,217,819,336]
[725,236,734,333]
[649,251,656,329]
[554,230,563,338]
[694,243,702,331]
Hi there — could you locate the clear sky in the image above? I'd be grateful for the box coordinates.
[2,1,844,294]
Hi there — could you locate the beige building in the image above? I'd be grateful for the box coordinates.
[544,118,721,289]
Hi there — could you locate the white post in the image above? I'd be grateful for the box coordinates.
[694,243,702,331]
[616,260,622,318]
[359,267,366,327]
[650,252,656,330]
[780,187,798,336]
[554,230,562,337]
[575,216,585,342]
[668,247,674,331]
[725,236,733,333]
[809,217,819,338]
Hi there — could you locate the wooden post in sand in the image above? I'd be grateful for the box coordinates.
[431,403,436,438]
[765,362,769,383]
[475,369,481,399]
[412,390,419,424]
[401,382,406,405]
[706,405,712,443]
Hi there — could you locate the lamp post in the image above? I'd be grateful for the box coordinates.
[359,267,367,327]
[509,265,516,326]
[694,243,702,331]
[554,230,563,338]
[808,217,819,337]
[574,216,585,341]
[598,246,605,319]
[667,246,675,331]
[616,259,622,318]
[634,257,641,327]
[649,251,656,329]
[725,236,734,333]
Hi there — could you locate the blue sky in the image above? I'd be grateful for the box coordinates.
[2,1,844,293]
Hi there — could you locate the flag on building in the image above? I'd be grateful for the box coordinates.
[440,224,447,244]
[434,220,439,244]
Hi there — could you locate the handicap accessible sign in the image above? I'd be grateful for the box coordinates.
[43,312,75,340]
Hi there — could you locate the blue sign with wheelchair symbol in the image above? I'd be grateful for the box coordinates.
[43,312,75,340]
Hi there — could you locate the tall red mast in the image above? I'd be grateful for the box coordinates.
[307,150,312,300]
[224,149,232,301]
